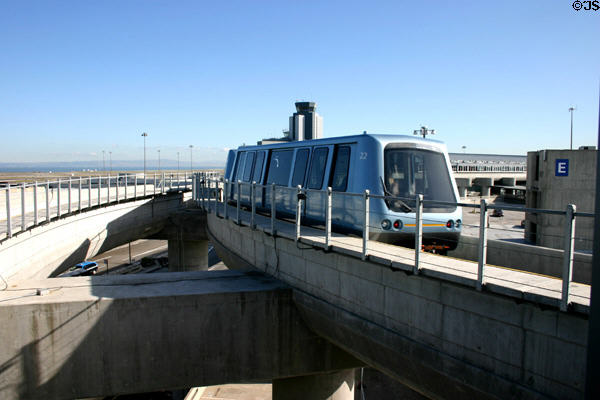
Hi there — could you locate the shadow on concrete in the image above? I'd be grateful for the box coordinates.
[0,270,362,400]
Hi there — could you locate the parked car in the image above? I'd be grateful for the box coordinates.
[60,261,98,277]
[491,208,504,217]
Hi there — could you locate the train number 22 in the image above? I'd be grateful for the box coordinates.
[360,152,368,160]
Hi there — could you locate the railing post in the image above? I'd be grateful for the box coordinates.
[107,174,111,204]
[224,179,229,220]
[477,199,488,290]
[162,172,165,194]
[561,204,576,311]
[124,174,128,200]
[143,174,147,197]
[88,176,92,208]
[200,177,205,210]
[6,186,12,238]
[57,179,61,217]
[296,185,302,242]
[21,183,26,231]
[153,173,157,195]
[116,174,120,203]
[326,187,332,248]
[271,183,276,235]
[134,175,137,199]
[68,177,72,214]
[34,181,38,225]
[169,174,173,190]
[414,194,424,274]
[236,180,241,225]
[45,181,50,221]
[251,181,256,229]
[78,177,82,211]
[362,189,370,260]
[97,176,101,206]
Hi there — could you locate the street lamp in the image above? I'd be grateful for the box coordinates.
[102,150,106,171]
[569,107,576,150]
[141,132,148,177]
[157,149,161,170]
[189,145,193,175]
[462,145,467,154]
[414,126,435,139]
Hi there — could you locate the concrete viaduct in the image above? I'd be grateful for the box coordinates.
[0,189,590,399]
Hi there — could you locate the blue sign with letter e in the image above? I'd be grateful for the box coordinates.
[555,159,569,176]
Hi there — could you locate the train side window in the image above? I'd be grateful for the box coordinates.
[242,152,255,182]
[266,150,294,185]
[330,146,351,192]
[291,149,310,187]
[307,147,329,189]
[235,152,247,182]
[252,151,265,183]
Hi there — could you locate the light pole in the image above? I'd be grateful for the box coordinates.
[413,126,435,139]
[157,149,161,170]
[141,132,148,177]
[189,145,193,175]
[569,107,576,150]
[102,150,106,171]
[109,151,112,172]
[462,145,467,154]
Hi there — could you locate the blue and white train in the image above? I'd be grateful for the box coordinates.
[224,133,462,251]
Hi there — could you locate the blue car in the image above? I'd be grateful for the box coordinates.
[61,261,99,277]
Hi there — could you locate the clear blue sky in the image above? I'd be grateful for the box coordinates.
[1,0,598,165]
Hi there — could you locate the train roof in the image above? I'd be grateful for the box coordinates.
[236,133,448,152]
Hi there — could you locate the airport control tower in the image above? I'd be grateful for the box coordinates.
[289,102,323,141]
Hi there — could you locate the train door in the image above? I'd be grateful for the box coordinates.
[290,147,311,218]
[328,145,354,230]
[252,150,266,208]
[304,145,333,223]
[240,151,256,203]
[264,149,294,217]
[230,152,246,201]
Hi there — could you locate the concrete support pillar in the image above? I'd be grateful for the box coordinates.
[501,177,516,186]
[454,178,471,199]
[474,178,493,197]
[272,369,355,400]
[168,239,208,271]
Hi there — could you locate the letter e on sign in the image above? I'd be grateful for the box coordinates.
[555,159,569,177]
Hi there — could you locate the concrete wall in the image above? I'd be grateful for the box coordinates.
[0,193,185,284]
[208,215,588,400]
[0,271,361,399]
[526,149,597,250]
[448,235,593,284]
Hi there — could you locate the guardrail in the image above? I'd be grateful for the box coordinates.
[452,163,527,173]
[195,176,594,312]
[1,172,196,239]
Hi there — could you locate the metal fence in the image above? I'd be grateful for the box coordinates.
[1,172,195,239]
[196,176,594,312]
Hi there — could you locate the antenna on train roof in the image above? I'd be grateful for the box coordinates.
[413,126,435,139]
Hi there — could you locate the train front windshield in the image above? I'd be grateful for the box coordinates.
[384,148,456,212]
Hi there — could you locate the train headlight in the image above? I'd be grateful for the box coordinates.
[455,219,462,228]
[446,220,454,229]
[381,219,391,230]
[393,220,403,230]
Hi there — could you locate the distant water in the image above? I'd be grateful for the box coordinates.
[0,163,225,173]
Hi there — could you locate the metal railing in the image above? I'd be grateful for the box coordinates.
[196,177,595,312]
[1,172,195,239]
[452,163,527,173]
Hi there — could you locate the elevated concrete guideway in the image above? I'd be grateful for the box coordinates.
[206,202,589,399]
[0,271,361,399]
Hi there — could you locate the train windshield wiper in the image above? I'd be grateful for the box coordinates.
[380,177,413,213]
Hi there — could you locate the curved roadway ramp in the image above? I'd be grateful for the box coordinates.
[0,271,360,399]
[207,204,589,400]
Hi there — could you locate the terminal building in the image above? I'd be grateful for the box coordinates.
[525,147,597,251]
